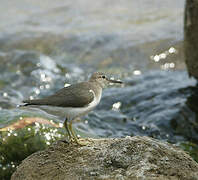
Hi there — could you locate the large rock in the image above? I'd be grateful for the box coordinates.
[184,0,198,79]
[12,136,198,180]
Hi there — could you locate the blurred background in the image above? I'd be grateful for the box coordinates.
[1,0,198,179]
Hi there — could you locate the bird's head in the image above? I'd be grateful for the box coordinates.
[89,72,122,88]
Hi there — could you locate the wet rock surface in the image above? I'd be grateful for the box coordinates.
[12,136,198,180]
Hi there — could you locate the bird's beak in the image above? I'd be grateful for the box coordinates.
[107,78,123,84]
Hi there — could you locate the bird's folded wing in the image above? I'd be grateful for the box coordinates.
[23,83,94,107]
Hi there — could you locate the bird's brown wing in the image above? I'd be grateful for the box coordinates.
[23,82,94,107]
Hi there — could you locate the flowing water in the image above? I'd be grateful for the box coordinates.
[1,0,198,178]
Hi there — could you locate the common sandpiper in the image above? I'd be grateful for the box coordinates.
[22,72,122,145]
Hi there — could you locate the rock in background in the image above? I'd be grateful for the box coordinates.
[184,0,198,79]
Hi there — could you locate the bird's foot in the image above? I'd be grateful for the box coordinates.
[74,138,89,146]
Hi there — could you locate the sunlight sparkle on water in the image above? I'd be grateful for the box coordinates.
[169,47,177,54]
[30,96,34,100]
[64,83,71,87]
[37,63,41,67]
[3,92,8,97]
[161,62,175,70]
[40,73,52,82]
[133,70,141,75]
[153,55,160,62]
[65,73,71,79]
[40,85,44,90]
[112,102,122,111]
[151,46,177,63]
[45,84,50,89]
[159,53,167,59]
[35,89,40,95]
[41,73,46,80]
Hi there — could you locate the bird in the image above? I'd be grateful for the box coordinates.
[22,72,122,145]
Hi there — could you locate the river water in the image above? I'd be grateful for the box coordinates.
[1,0,198,178]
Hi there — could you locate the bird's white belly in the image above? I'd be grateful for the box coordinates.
[28,89,102,121]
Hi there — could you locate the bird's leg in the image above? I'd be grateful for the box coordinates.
[68,121,78,140]
[68,120,88,146]
[63,117,72,142]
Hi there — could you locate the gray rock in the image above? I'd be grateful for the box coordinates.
[184,0,198,79]
[11,136,198,180]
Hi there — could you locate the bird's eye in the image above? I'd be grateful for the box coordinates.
[102,75,106,79]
